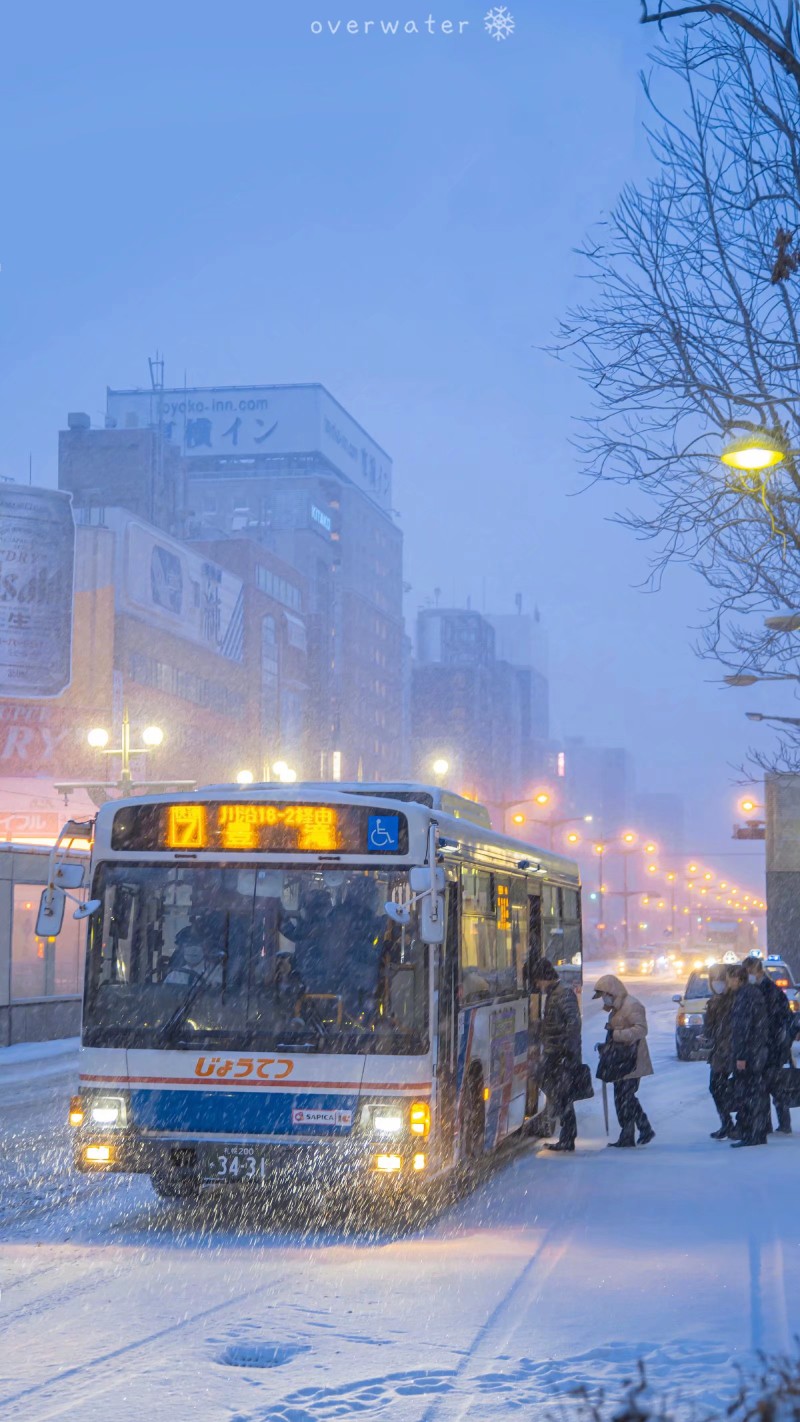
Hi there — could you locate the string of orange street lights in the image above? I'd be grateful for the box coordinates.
[495,788,766,948]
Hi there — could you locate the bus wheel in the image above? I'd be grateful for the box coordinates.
[461,1076,486,1163]
[150,1170,201,1200]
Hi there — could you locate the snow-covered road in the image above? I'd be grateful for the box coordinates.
[2,980,799,1421]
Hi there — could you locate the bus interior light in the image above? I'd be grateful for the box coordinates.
[410,1102,431,1136]
[375,1154,402,1172]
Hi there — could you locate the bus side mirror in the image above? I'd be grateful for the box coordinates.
[74,899,102,921]
[54,862,85,890]
[36,888,66,937]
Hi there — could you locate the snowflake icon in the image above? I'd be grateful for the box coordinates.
[484,4,515,40]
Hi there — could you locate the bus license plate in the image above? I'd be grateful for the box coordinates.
[203,1147,269,1182]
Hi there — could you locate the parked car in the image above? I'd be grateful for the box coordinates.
[673,968,719,1061]
[763,955,800,1016]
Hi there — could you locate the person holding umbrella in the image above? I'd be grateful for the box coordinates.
[592,974,655,1148]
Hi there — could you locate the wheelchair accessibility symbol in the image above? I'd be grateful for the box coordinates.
[367,814,400,852]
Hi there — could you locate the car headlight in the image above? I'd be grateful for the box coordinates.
[89,1096,128,1129]
[677,1013,704,1027]
[790,1000,799,1013]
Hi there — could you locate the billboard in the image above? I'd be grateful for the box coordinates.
[0,486,75,698]
[105,383,392,510]
[112,514,244,662]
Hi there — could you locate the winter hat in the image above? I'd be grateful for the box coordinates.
[530,958,559,983]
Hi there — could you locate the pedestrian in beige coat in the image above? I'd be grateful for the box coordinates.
[593,974,654,1148]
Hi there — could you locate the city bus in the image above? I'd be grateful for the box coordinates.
[41,783,582,1199]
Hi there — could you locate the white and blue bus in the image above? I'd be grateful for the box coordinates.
[43,783,582,1198]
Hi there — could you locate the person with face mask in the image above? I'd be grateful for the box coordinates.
[742,956,794,1135]
[704,967,737,1139]
[592,975,654,1148]
[727,963,770,1147]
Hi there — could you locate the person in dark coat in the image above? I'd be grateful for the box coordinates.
[743,956,794,1134]
[532,958,582,1152]
[727,963,770,1147]
[704,966,736,1139]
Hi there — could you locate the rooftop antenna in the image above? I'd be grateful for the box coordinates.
[28,453,32,486]
[433,586,441,607]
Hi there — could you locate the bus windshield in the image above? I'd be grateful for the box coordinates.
[83,863,428,1055]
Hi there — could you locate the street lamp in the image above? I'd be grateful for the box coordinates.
[86,710,171,793]
[724,672,800,686]
[431,758,450,781]
[236,770,255,785]
[720,431,788,472]
[746,711,800,727]
[765,613,800,632]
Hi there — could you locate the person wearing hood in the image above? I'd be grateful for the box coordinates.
[592,974,654,1148]
[727,962,770,1147]
[532,958,582,1153]
[704,965,737,1140]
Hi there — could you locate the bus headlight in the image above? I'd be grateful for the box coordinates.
[89,1096,128,1129]
[410,1102,430,1137]
[373,1113,404,1134]
[84,1144,115,1165]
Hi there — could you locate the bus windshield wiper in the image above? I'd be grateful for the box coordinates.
[157,952,226,1045]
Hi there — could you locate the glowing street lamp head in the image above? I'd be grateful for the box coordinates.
[141,725,164,748]
[432,758,449,778]
[622,831,636,845]
[644,842,657,855]
[236,769,255,785]
[87,728,109,749]
[721,432,786,473]
[511,812,526,826]
[272,761,288,777]
[566,831,580,845]
[739,797,758,815]
[533,791,551,807]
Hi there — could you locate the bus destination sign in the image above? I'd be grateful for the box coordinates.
[111,802,409,855]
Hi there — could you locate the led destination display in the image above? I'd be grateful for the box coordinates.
[111,802,408,855]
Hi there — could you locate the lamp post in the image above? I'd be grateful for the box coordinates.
[745,712,800,728]
[56,710,196,802]
[487,790,552,837]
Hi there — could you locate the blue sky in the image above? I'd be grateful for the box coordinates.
[0,0,781,874]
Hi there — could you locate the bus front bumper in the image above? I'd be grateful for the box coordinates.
[73,1132,432,1183]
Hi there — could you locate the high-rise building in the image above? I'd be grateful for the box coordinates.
[562,737,636,833]
[90,382,405,781]
[411,607,551,810]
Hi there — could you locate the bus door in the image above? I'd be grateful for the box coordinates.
[434,878,459,1165]
[526,889,544,1115]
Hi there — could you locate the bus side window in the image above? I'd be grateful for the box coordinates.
[510,879,529,990]
[495,877,517,994]
[527,894,542,983]
[460,868,495,1002]
[561,887,581,965]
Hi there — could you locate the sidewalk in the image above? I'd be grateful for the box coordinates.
[0,1036,79,1087]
